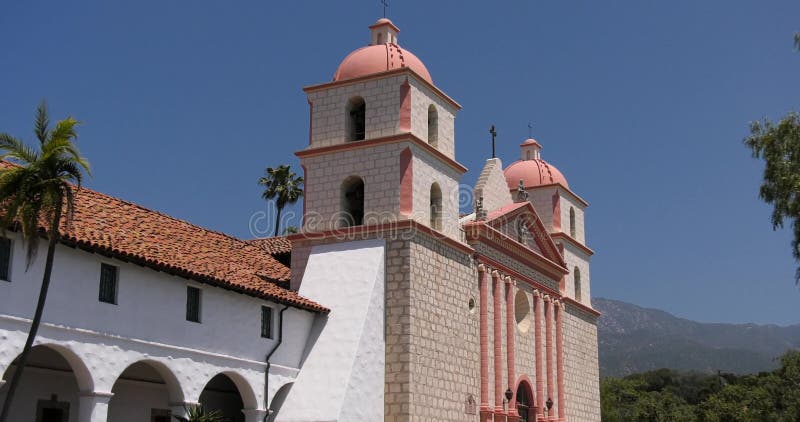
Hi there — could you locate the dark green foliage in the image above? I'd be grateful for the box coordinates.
[745,113,800,281]
[601,350,800,421]
[258,165,303,236]
[745,35,800,283]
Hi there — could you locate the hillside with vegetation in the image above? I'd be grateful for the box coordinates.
[595,298,800,378]
[601,351,800,421]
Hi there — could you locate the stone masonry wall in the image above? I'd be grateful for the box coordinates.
[409,144,462,240]
[307,74,406,148]
[561,243,591,307]
[301,142,405,232]
[563,306,601,422]
[406,232,478,421]
[559,193,587,245]
[409,79,457,159]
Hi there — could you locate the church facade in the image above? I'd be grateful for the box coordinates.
[276,18,600,422]
[0,18,599,422]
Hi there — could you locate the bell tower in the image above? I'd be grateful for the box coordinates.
[297,18,466,239]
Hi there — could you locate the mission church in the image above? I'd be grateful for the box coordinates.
[0,18,600,422]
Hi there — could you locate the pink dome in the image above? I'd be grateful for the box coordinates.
[333,44,433,84]
[504,159,569,189]
[333,19,433,84]
[521,138,541,147]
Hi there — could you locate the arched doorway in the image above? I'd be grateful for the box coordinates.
[0,345,91,422]
[515,378,535,422]
[108,360,183,422]
[199,373,256,422]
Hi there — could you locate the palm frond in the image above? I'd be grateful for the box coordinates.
[0,104,90,269]
[34,100,49,144]
[0,134,39,164]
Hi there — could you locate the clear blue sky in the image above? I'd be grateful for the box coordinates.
[1,1,798,325]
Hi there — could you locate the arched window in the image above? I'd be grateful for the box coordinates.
[569,207,576,238]
[574,267,582,302]
[376,33,384,44]
[430,183,442,230]
[427,104,438,147]
[341,176,364,227]
[516,382,533,422]
[526,150,531,160]
[346,96,366,141]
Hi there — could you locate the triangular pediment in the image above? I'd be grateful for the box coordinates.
[483,202,565,267]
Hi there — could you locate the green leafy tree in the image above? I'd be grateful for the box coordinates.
[745,34,800,283]
[258,165,303,236]
[0,102,90,422]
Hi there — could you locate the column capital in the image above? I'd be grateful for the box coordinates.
[79,391,114,398]
[544,294,551,303]
[491,269,501,278]
[533,289,541,298]
[478,263,486,273]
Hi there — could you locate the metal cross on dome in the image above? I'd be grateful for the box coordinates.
[381,0,389,18]
[489,125,497,158]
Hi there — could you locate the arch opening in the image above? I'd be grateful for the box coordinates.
[199,372,258,422]
[569,207,576,238]
[0,344,93,421]
[427,104,438,147]
[346,96,366,141]
[341,176,365,227]
[574,267,582,302]
[108,359,184,422]
[429,183,442,230]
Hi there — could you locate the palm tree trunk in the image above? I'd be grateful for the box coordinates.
[0,206,62,422]
[274,205,282,237]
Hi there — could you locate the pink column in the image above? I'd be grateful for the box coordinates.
[505,277,518,422]
[534,291,544,419]
[479,265,492,421]
[545,295,555,421]
[493,270,504,415]
[556,301,566,421]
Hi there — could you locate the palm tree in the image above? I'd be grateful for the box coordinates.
[258,165,303,236]
[0,101,90,422]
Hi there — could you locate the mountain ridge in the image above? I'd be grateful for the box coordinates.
[594,297,800,378]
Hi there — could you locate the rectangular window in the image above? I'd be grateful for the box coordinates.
[0,237,11,281]
[186,286,201,323]
[98,263,118,304]
[261,306,273,339]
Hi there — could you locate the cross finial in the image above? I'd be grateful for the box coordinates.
[381,0,389,18]
[489,125,497,158]
[528,121,533,138]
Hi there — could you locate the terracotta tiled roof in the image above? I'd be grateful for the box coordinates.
[247,236,292,255]
[0,162,327,313]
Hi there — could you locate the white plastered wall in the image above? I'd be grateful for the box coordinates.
[0,233,318,418]
[275,239,386,422]
[474,158,513,214]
